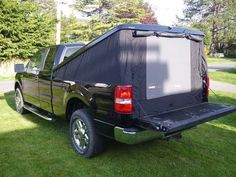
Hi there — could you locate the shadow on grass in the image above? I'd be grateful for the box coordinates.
[220,68,236,74]
[1,120,236,177]
[1,91,236,176]
[4,91,15,110]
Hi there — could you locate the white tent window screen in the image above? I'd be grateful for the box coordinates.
[146,36,191,99]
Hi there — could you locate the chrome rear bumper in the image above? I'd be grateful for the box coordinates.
[114,126,163,144]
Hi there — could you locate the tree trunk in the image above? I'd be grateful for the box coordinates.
[209,21,217,55]
[209,1,219,55]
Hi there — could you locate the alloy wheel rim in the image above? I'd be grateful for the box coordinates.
[72,118,89,151]
[15,90,23,112]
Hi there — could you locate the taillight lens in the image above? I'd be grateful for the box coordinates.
[206,76,210,97]
[114,85,133,114]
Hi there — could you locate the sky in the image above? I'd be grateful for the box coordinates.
[61,0,184,26]
[145,0,184,25]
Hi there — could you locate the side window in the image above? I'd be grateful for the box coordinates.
[63,47,80,61]
[27,48,49,74]
[42,47,57,71]
[60,46,82,64]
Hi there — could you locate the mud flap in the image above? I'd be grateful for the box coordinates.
[138,103,236,135]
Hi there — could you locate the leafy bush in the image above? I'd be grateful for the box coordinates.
[224,44,236,57]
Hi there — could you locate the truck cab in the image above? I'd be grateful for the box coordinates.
[15,43,84,116]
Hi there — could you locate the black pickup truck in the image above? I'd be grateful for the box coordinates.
[14,24,236,158]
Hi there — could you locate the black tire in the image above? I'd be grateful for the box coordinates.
[15,88,26,114]
[70,109,105,158]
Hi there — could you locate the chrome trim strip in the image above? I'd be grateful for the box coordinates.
[24,106,55,121]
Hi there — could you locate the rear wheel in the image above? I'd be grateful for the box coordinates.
[15,88,26,114]
[70,109,105,158]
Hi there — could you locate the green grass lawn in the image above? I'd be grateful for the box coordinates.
[0,91,236,177]
[209,69,236,85]
[207,57,236,64]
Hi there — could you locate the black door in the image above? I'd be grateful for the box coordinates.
[38,47,57,112]
[23,48,49,108]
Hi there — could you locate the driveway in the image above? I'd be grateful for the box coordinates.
[208,62,236,93]
[208,62,236,71]
[0,80,14,93]
[210,80,236,94]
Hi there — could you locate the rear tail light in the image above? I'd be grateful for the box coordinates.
[114,85,133,114]
[206,76,210,97]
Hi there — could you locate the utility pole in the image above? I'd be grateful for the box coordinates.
[56,0,61,45]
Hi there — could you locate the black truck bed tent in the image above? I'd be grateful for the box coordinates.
[54,24,206,118]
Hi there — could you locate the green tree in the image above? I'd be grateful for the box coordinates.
[140,3,158,24]
[61,16,88,43]
[0,0,55,61]
[111,0,146,23]
[72,0,157,42]
[181,0,236,55]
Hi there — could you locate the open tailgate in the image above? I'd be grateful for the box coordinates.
[138,103,236,135]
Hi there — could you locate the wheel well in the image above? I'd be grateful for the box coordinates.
[66,98,86,120]
[15,82,20,90]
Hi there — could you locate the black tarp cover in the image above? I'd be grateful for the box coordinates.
[54,24,206,118]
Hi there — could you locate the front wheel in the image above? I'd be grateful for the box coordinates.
[15,88,26,114]
[70,109,105,158]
